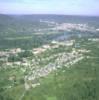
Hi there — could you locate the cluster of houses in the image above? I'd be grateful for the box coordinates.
[32,43,59,55]
[24,49,85,90]
[34,21,97,34]
[88,38,99,42]
[0,48,22,57]
[96,28,99,31]
[0,39,90,90]
[51,23,95,32]
[33,40,75,55]
[0,48,31,69]
[0,48,23,66]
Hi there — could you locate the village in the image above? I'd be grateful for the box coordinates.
[0,38,92,91]
[34,19,97,33]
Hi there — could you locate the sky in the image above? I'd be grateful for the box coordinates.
[0,0,99,16]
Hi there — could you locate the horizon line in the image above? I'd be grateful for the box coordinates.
[0,13,99,17]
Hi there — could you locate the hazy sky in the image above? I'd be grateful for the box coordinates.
[0,0,99,16]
